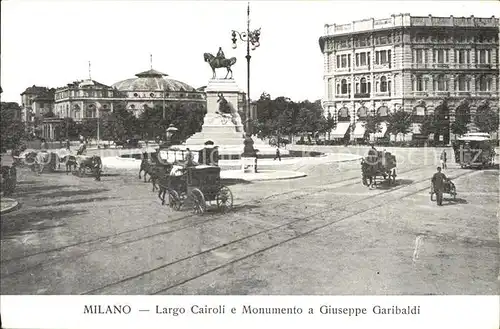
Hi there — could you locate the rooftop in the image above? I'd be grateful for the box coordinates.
[323,14,499,36]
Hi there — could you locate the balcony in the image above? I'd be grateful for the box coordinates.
[412,91,429,97]
[353,65,370,72]
[433,64,450,69]
[411,63,430,69]
[373,63,391,70]
[336,67,351,73]
[373,92,391,98]
[336,94,350,99]
[477,64,491,69]
[354,93,370,99]
[455,91,471,97]
[476,91,493,97]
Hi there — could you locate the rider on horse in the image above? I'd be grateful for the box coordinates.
[216,47,225,62]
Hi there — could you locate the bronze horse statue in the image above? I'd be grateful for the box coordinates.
[203,53,237,79]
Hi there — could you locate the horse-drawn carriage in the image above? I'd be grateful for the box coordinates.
[361,150,397,188]
[73,155,102,180]
[162,165,233,214]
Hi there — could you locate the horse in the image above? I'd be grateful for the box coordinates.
[34,152,51,175]
[203,53,237,79]
[61,155,78,174]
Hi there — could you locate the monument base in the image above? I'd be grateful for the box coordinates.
[183,78,289,159]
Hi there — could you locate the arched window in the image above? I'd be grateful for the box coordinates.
[377,105,389,117]
[380,76,388,92]
[357,106,368,118]
[360,78,367,94]
[341,79,348,94]
[338,107,350,121]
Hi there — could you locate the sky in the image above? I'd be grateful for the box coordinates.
[1,0,498,103]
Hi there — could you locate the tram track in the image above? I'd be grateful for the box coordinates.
[1,164,442,278]
[75,167,476,295]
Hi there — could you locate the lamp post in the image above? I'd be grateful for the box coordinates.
[231,2,261,136]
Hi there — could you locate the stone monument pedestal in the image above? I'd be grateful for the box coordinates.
[185,79,245,147]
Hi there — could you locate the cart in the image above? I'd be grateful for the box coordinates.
[166,165,233,214]
[74,155,102,180]
[430,179,456,201]
[361,151,397,188]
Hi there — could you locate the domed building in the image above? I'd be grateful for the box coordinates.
[112,68,205,116]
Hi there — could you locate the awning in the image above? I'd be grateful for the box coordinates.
[375,122,388,138]
[330,122,351,139]
[352,122,366,139]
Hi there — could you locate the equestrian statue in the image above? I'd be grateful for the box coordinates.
[204,47,237,79]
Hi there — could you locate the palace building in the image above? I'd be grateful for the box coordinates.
[319,14,499,143]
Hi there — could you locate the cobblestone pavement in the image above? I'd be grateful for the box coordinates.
[1,148,498,295]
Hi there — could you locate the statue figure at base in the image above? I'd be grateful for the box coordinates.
[242,134,258,157]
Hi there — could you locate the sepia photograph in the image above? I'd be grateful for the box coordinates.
[1,0,499,305]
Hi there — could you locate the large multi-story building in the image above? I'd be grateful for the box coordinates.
[319,14,499,143]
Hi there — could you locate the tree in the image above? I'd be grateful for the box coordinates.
[387,110,412,139]
[474,104,499,133]
[363,114,383,137]
[450,109,470,137]
[1,102,26,151]
[419,114,441,138]
[325,111,335,140]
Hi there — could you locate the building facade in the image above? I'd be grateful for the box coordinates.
[319,14,499,143]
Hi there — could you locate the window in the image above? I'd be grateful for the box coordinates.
[377,106,389,117]
[356,52,369,66]
[380,77,388,92]
[478,76,491,91]
[414,75,424,91]
[434,49,446,63]
[413,106,426,116]
[435,75,447,91]
[457,75,469,91]
[358,106,368,118]
[456,50,467,64]
[415,49,424,63]
[341,79,348,94]
[340,55,348,68]
[477,49,490,64]
[360,78,367,94]
[375,50,391,65]
[336,55,340,68]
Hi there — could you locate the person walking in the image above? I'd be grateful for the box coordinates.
[65,139,71,151]
[440,150,447,169]
[274,147,281,161]
[431,167,447,206]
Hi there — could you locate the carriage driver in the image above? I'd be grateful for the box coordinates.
[366,143,378,165]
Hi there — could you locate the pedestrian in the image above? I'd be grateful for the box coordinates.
[440,150,447,169]
[431,166,447,206]
[274,147,281,161]
[66,139,71,151]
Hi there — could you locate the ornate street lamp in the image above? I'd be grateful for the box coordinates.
[231,2,261,135]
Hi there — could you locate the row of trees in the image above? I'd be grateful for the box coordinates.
[252,93,331,141]
[253,94,499,142]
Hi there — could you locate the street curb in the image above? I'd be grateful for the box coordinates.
[0,198,20,215]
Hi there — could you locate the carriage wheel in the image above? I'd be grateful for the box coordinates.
[190,188,206,215]
[216,185,233,212]
[168,190,182,211]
